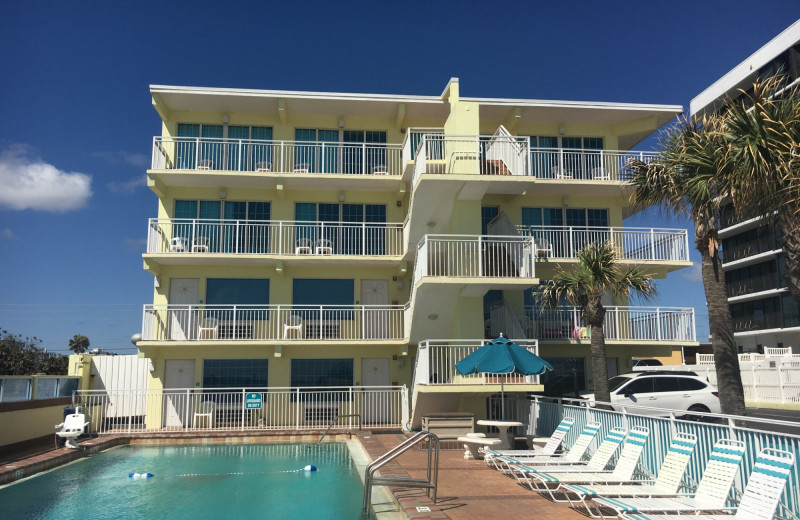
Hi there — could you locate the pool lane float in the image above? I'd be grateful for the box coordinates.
[128,473,154,479]
[303,465,317,472]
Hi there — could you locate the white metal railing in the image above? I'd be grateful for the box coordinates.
[529,397,800,519]
[151,136,403,176]
[413,339,541,388]
[142,304,406,341]
[75,386,407,433]
[523,305,696,342]
[415,234,536,278]
[529,148,657,181]
[517,225,690,262]
[407,132,658,182]
[146,218,404,256]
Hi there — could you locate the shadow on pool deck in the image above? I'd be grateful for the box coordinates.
[360,432,588,520]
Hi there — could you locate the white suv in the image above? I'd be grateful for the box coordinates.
[582,371,721,418]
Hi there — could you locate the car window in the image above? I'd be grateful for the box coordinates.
[678,378,708,391]
[652,377,681,393]
[619,378,653,395]
[609,376,632,393]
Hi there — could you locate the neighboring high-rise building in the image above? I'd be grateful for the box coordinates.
[691,20,800,353]
[138,78,690,429]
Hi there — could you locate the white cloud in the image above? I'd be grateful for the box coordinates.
[0,145,92,212]
[107,175,146,194]
[679,263,702,283]
[123,238,147,250]
[91,151,148,168]
[0,228,17,240]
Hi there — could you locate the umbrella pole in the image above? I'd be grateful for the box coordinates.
[500,378,505,421]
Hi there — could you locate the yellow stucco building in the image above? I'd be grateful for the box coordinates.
[137,78,692,429]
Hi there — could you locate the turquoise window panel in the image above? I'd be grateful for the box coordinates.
[292,279,354,306]
[176,124,200,169]
[174,200,198,243]
[481,206,499,235]
[203,359,268,389]
[206,278,269,321]
[226,126,250,171]
[290,359,354,390]
[521,207,542,227]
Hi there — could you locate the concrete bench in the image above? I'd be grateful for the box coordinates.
[457,436,502,460]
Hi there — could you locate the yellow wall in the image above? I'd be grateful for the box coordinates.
[1,404,66,447]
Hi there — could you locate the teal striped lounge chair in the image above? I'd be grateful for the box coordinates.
[620,447,794,520]
[488,420,600,473]
[561,432,697,516]
[591,438,746,517]
[484,416,575,468]
[512,426,650,500]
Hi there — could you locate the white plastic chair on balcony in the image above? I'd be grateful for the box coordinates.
[197,159,213,170]
[552,166,573,179]
[295,238,313,255]
[293,162,309,173]
[198,317,218,340]
[192,236,209,253]
[371,164,388,175]
[255,161,272,172]
[592,167,611,181]
[283,314,304,339]
[535,238,553,257]
[315,238,333,255]
[193,401,215,428]
[170,237,189,252]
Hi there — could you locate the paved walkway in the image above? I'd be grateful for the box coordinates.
[361,433,588,520]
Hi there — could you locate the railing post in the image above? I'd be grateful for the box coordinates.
[242,388,246,431]
[477,236,483,276]
[361,305,365,340]
[362,143,367,175]
[656,307,662,341]
[568,226,574,257]
[614,307,620,341]
[192,219,197,250]
[238,139,243,171]
[691,310,696,342]
[558,147,564,177]
[684,230,690,262]
[650,228,656,260]
[278,221,283,255]
[295,387,301,428]
[319,305,323,339]
[362,222,366,256]
[778,365,786,404]
[232,305,238,340]
[195,137,200,169]
[235,220,240,254]
[185,389,191,431]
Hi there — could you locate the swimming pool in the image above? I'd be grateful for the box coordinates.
[1,443,369,519]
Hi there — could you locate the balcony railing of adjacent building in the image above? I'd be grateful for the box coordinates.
[414,235,536,279]
[412,339,541,388]
[723,235,782,262]
[406,132,657,182]
[522,306,696,342]
[516,225,690,262]
[151,136,404,176]
[732,311,786,333]
[146,218,405,257]
[726,272,782,297]
[142,304,406,342]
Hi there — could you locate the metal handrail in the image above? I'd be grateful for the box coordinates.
[318,413,362,444]
[362,431,440,517]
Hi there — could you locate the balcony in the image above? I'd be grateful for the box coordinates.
[412,339,542,387]
[732,312,785,333]
[723,235,781,263]
[406,132,656,182]
[414,235,535,279]
[726,272,782,298]
[522,306,696,342]
[141,304,406,342]
[145,218,405,261]
[517,225,689,263]
[152,136,404,176]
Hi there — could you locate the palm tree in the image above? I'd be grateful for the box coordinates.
[718,76,800,304]
[535,242,656,405]
[68,334,90,354]
[627,116,746,417]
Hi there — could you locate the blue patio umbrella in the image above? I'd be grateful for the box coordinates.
[455,335,553,420]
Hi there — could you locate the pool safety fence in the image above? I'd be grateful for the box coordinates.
[529,396,800,519]
[75,386,408,434]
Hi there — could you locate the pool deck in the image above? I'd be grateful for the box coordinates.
[1,432,588,520]
[361,432,587,520]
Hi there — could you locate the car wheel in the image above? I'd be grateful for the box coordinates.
[683,404,712,422]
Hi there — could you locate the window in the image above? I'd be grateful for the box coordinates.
[481,206,499,235]
[540,358,586,395]
[620,378,653,395]
[652,377,681,393]
[295,203,386,254]
[206,279,269,331]
[175,124,272,171]
[292,279,353,306]
[226,126,273,171]
[173,200,271,254]
[0,379,31,402]
[678,378,707,391]
[521,207,609,256]
[203,359,268,388]
[291,359,354,387]
[528,135,605,178]
[295,129,387,174]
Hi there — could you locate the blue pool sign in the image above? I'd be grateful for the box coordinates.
[245,393,262,409]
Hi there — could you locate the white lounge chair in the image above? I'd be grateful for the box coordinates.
[563,432,698,515]
[620,447,794,520]
[487,419,598,472]
[512,426,650,501]
[55,413,89,449]
[591,438,746,517]
[193,401,215,428]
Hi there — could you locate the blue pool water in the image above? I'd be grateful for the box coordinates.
[1,443,368,519]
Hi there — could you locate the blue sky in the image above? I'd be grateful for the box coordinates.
[0,1,798,353]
